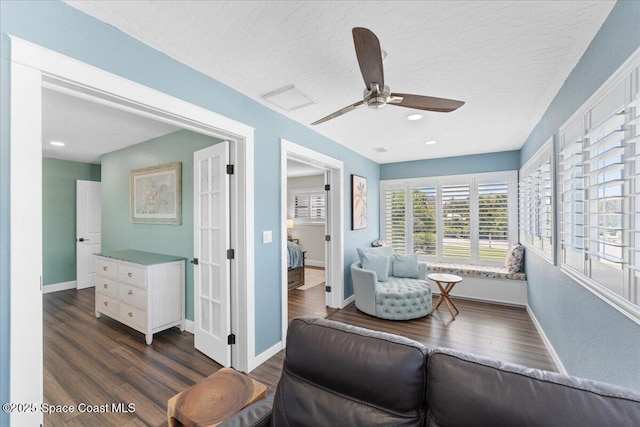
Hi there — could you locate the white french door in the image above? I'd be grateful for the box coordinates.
[76,180,102,289]
[194,141,232,367]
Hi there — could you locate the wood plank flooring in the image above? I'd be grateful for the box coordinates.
[43,286,555,426]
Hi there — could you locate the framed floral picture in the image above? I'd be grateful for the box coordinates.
[351,174,367,230]
[130,162,182,225]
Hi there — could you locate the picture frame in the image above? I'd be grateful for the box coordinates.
[351,174,368,230]
[130,162,182,225]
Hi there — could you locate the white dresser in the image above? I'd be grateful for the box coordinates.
[95,250,185,345]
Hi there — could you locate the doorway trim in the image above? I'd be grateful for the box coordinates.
[9,36,256,424]
[280,139,344,346]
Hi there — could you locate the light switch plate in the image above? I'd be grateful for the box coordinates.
[263,230,272,243]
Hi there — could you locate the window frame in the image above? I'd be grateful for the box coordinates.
[519,137,555,264]
[380,170,518,266]
[557,49,640,324]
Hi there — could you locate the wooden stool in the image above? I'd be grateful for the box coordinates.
[167,367,267,427]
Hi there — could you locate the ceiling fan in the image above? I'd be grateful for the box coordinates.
[312,27,464,125]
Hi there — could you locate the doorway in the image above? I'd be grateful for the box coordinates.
[9,37,255,424]
[285,158,337,323]
[280,139,344,346]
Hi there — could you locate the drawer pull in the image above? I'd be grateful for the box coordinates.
[128,312,133,318]
[103,266,107,271]
[128,272,133,278]
[103,301,108,307]
[128,290,133,295]
[103,283,108,289]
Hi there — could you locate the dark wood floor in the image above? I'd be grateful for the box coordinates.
[43,285,555,426]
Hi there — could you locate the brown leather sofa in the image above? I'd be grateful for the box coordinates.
[222,317,640,427]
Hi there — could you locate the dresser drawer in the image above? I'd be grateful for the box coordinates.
[119,284,147,310]
[96,258,118,280]
[96,293,118,317]
[118,263,146,288]
[96,277,119,298]
[119,302,147,330]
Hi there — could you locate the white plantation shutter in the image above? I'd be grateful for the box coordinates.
[309,192,326,221]
[381,172,516,265]
[478,181,509,262]
[292,189,325,224]
[413,186,437,256]
[441,184,471,261]
[384,186,407,253]
[520,139,554,262]
[558,61,640,315]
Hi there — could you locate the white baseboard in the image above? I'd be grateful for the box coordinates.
[526,305,567,374]
[306,260,325,268]
[184,319,194,334]
[249,341,282,372]
[341,294,355,308]
[42,280,77,294]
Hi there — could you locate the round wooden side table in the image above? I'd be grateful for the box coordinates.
[428,273,463,320]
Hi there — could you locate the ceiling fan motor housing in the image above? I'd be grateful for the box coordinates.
[364,83,391,108]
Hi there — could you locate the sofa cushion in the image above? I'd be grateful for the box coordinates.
[505,244,525,273]
[362,253,390,282]
[272,318,428,427]
[426,347,640,427]
[427,262,526,281]
[393,254,420,278]
[357,246,393,276]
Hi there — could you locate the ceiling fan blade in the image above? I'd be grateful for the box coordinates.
[311,101,364,125]
[389,93,465,112]
[352,27,384,90]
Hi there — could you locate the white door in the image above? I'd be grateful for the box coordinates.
[194,141,231,367]
[76,180,102,290]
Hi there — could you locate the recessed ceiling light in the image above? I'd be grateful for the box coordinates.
[424,140,437,145]
[406,114,423,121]
[50,141,65,147]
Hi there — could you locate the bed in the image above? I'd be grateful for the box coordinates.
[287,241,306,290]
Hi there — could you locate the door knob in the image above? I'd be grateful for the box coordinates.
[78,238,90,242]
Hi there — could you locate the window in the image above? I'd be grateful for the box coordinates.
[381,171,517,265]
[558,60,639,318]
[519,138,554,262]
[291,189,325,224]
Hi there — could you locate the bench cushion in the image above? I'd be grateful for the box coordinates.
[427,262,526,281]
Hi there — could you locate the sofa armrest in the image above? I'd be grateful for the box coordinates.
[350,262,379,316]
[219,393,274,427]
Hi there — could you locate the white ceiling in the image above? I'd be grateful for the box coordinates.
[42,88,180,163]
[287,158,324,178]
[66,0,615,164]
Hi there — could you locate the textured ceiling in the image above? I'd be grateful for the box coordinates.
[66,1,615,163]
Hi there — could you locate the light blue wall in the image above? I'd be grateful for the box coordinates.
[520,1,640,390]
[380,150,520,180]
[43,158,101,286]
[101,130,221,321]
[0,0,380,390]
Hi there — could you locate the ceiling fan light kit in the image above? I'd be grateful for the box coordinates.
[312,27,464,125]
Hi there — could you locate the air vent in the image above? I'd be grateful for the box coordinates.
[262,85,316,112]
[374,147,388,153]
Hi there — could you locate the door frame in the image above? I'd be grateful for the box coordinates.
[280,139,344,346]
[9,36,256,424]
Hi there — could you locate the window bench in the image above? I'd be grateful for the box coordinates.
[426,262,527,306]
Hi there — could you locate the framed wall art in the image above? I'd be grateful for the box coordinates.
[351,174,367,230]
[130,162,182,225]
